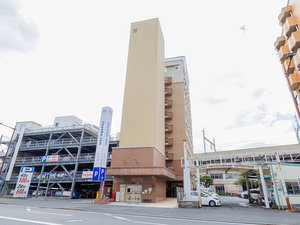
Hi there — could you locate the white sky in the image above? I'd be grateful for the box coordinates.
[0,0,296,153]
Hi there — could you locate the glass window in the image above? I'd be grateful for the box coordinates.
[226,173,240,179]
[210,174,223,179]
[285,182,300,195]
[215,185,225,193]
[292,182,300,194]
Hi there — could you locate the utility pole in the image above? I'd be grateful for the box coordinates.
[293,115,300,144]
[202,129,216,153]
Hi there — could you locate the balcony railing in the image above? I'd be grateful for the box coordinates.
[279,5,293,26]
[165,99,173,107]
[165,137,173,146]
[294,49,300,71]
[288,31,300,52]
[278,45,290,62]
[283,16,298,39]
[165,152,174,160]
[165,111,173,119]
[165,88,172,96]
[274,36,286,51]
[283,58,295,75]
[164,77,172,85]
[165,124,173,133]
[289,71,300,90]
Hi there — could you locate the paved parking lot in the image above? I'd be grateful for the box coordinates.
[0,197,299,225]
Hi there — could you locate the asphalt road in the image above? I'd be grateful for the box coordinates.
[0,197,299,225]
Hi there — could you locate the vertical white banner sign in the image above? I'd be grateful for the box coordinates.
[93,107,113,181]
[13,167,34,198]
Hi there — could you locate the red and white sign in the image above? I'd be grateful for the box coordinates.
[46,155,58,162]
[82,171,93,179]
[14,167,34,198]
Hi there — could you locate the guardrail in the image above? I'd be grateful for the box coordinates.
[14,153,112,165]
[20,137,98,149]
[8,172,113,182]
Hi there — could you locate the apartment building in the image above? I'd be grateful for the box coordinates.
[275,0,300,120]
[0,117,118,198]
[108,18,194,202]
[165,57,194,197]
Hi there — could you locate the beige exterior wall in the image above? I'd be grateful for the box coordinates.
[119,18,165,154]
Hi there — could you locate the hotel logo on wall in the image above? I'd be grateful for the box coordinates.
[93,107,113,181]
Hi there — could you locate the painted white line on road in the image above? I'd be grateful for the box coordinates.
[0,215,62,225]
[106,212,166,225]
[113,216,132,221]
[26,207,73,217]
[134,221,166,225]
[76,210,267,225]
[66,219,84,223]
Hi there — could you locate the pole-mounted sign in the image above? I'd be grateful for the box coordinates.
[93,107,113,184]
[13,167,34,198]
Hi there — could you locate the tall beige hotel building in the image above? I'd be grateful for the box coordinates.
[108,18,193,202]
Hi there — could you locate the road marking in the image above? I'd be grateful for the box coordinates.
[26,207,73,217]
[113,216,132,221]
[0,215,62,225]
[66,219,84,222]
[134,221,166,225]
[106,213,166,225]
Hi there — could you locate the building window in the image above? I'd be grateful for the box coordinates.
[226,173,240,179]
[215,185,225,193]
[210,174,223,179]
[133,28,138,33]
[286,181,300,195]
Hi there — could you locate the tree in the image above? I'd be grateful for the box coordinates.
[200,175,213,187]
[235,176,258,190]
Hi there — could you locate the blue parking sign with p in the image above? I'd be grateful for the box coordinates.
[99,167,106,181]
[93,167,100,181]
[41,156,47,162]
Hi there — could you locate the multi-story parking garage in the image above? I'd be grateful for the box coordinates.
[0,117,118,198]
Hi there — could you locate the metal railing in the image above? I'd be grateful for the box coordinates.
[8,171,113,183]
[20,137,98,149]
[14,153,100,165]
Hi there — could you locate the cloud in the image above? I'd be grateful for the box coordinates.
[269,112,294,127]
[252,87,265,99]
[228,104,267,128]
[206,98,226,104]
[0,0,38,53]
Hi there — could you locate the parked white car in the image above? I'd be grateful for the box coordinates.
[190,191,221,207]
[201,188,220,199]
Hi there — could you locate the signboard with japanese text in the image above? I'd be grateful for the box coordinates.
[13,167,34,198]
[46,155,58,162]
[93,107,113,181]
[82,171,93,179]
